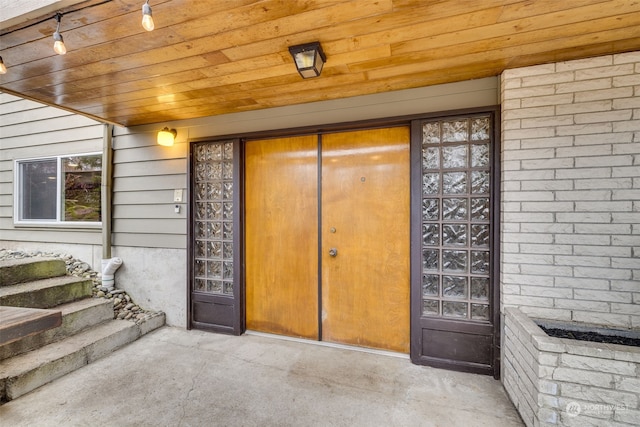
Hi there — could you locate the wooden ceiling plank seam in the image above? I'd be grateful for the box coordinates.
[0,0,258,50]
[15,0,626,93]
[391,0,640,56]
[241,40,638,117]
[505,37,640,69]
[0,0,387,89]
[20,20,640,123]
[81,68,369,118]
[109,23,640,124]
[494,0,613,23]
[15,67,208,105]
[0,1,174,69]
[0,0,536,88]
[7,38,390,106]
[0,25,188,84]
[104,71,370,125]
[0,86,122,126]
[168,0,349,42]
[0,0,139,45]
[0,0,265,77]
[2,0,639,126]
[24,44,389,110]
[220,0,527,62]
[36,0,636,93]
[349,11,640,74]
[38,7,638,108]
[366,27,640,81]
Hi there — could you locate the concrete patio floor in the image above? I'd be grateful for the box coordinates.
[0,327,523,427]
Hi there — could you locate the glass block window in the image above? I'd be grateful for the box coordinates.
[421,116,491,321]
[193,141,235,296]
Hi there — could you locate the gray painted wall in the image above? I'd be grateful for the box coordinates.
[0,93,103,248]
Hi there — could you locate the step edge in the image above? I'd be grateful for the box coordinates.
[0,275,93,297]
[2,320,141,401]
[0,299,115,361]
[0,314,165,402]
[0,279,93,309]
[0,258,67,287]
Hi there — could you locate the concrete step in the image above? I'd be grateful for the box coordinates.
[0,313,165,402]
[0,258,67,287]
[0,276,93,309]
[0,298,114,361]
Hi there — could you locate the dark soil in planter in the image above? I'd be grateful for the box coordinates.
[540,326,640,347]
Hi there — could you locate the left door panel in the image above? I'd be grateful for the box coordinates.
[190,139,244,334]
[245,135,319,339]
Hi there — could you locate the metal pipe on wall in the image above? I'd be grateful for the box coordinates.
[101,123,113,259]
[100,124,123,290]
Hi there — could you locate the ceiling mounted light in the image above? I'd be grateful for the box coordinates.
[0,56,6,74]
[157,127,177,146]
[142,0,155,32]
[53,13,67,55]
[288,41,326,79]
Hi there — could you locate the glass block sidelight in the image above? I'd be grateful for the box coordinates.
[193,141,235,296]
[420,115,492,321]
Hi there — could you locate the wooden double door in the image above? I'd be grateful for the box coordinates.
[245,127,410,353]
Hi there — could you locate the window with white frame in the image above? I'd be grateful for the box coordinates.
[15,153,102,224]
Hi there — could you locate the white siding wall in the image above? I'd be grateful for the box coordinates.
[0,93,104,267]
[500,52,640,330]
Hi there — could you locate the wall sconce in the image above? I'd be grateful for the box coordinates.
[0,56,7,74]
[288,42,326,79]
[157,127,177,146]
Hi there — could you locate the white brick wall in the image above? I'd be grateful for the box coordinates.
[501,52,640,329]
[504,308,640,427]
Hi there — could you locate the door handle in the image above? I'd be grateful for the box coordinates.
[328,248,338,257]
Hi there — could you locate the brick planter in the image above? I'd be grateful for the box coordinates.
[503,307,640,426]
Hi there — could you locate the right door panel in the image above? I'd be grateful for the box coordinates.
[321,127,410,353]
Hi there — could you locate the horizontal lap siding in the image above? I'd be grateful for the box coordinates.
[111,131,187,249]
[0,93,103,245]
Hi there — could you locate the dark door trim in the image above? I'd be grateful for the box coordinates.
[410,107,501,378]
[187,107,501,378]
[188,138,245,335]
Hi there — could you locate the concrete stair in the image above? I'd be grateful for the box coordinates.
[0,257,165,403]
[0,257,67,286]
[0,275,93,309]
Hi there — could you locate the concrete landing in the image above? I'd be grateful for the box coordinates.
[0,327,523,426]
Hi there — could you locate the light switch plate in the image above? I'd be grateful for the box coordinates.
[173,189,183,202]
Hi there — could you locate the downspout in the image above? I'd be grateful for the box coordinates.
[101,124,122,290]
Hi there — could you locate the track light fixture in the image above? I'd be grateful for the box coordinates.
[53,13,67,55]
[0,56,6,74]
[142,0,155,32]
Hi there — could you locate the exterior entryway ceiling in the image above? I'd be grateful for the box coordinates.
[1,0,639,126]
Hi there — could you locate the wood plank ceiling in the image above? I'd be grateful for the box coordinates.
[1,0,639,127]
